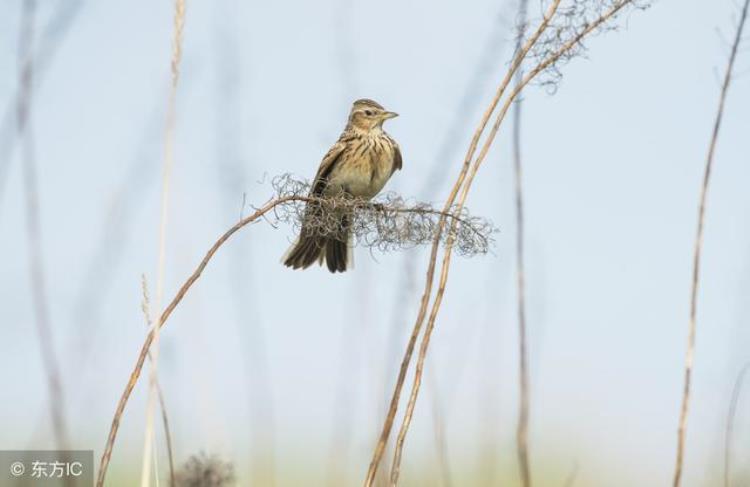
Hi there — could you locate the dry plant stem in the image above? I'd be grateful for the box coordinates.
[512,1,531,486]
[388,2,638,484]
[97,196,291,487]
[513,76,532,487]
[724,362,750,487]
[141,278,176,487]
[96,194,465,487]
[376,6,511,473]
[384,3,562,484]
[141,1,186,486]
[673,1,749,485]
[366,5,563,485]
[17,0,70,453]
[156,377,175,487]
[0,0,84,207]
[420,3,513,199]
[365,231,442,487]
[381,3,511,420]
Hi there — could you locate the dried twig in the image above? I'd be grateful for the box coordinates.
[273,175,493,256]
[141,277,176,487]
[378,9,513,479]
[17,0,70,454]
[512,1,532,486]
[367,2,564,480]
[97,197,290,487]
[673,1,749,485]
[420,5,515,199]
[96,186,491,486]
[0,0,84,207]
[383,1,568,483]
[141,1,186,485]
[371,1,560,479]
[380,2,649,485]
[156,380,176,487]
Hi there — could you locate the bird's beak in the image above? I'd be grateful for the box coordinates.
[382,111,399,120]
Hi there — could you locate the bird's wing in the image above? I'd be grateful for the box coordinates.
[390,137,403,175]
[311,140,347,196]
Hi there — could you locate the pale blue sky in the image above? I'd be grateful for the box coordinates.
[1,0,749,485]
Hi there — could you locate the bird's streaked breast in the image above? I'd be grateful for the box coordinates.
[326,133,396,199]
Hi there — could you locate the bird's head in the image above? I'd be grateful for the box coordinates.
[347,98,398,132]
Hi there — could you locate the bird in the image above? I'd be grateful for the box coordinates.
[282,98,402,273]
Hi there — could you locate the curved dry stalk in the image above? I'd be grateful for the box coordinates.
[156,378,175,487]
[141,1,186,485]
[512,1,532,486]
[0,0,84,208]
[381,3,513,456]
[96,192,486,487]
[377,8,513,477]
[724,362,750,487]
[385,2,565,484]
[142,356,176,487]
[673,1,749,485]
[17,0,70,453]
[272,176,493,256]
[387,2,644,484]
[366,5,565,485]
[141,277,176,487]
[97,196,293,487]
[420,4,514,200]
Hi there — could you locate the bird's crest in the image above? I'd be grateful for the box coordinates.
[352,98,384,110]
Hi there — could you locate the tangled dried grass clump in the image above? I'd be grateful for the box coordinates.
[95,173,495,487]
[174,452,236,487]
[269,174,495,257]
[524,0,651,90]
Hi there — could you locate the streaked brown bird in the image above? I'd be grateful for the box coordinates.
[282,98,402,273]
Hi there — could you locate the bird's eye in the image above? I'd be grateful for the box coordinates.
[364,110,374,116]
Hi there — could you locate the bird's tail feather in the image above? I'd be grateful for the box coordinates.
[325,236,348,273]
[282,207,353,273]
[324,211,352,273]
[282,234,325,270]
[282,201,325,270]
